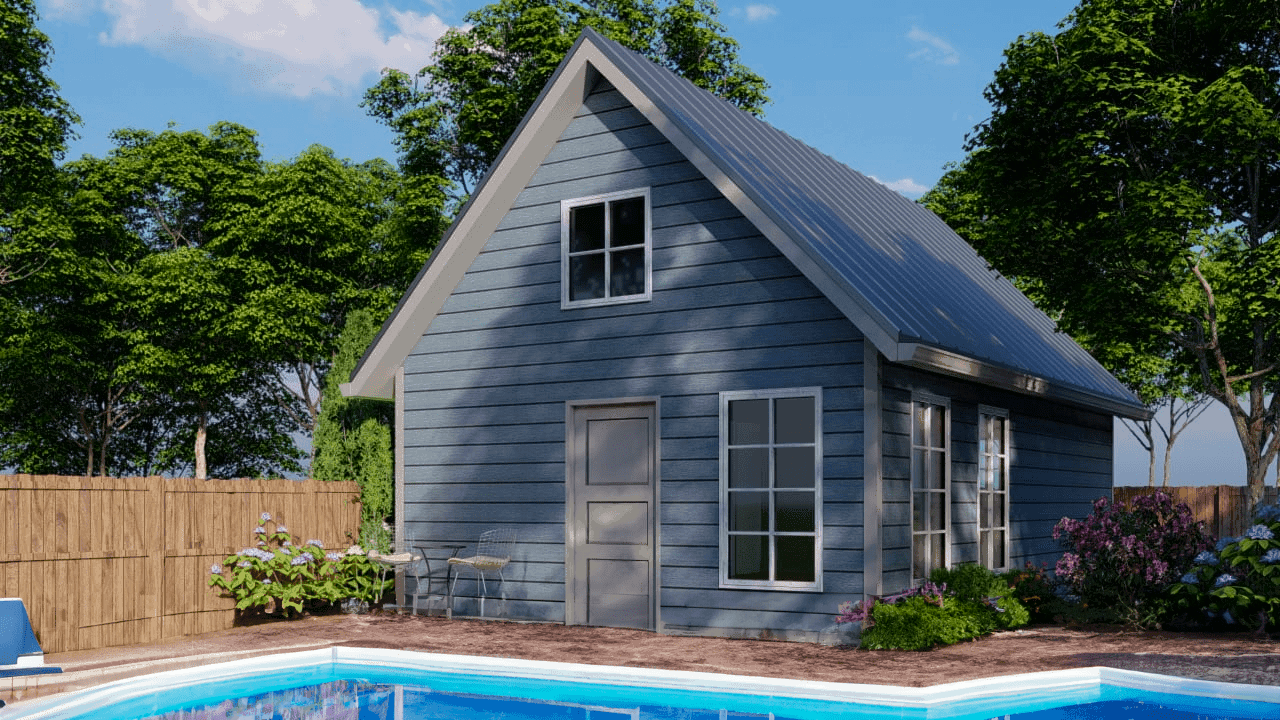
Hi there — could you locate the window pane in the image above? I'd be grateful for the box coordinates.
[569,254,605,301]
[912,536,927,580]
[994,457,1004,491]
[929,449,945,489]
[995,493,1004,528]
[995,416,1006,454]
[913,404,927,445]
[728,448,768,488]
[929,492,945,531]
[610,197,645,247]
[728,399,768,444]
[775,492,814,532]
[570,204,605,252]
[729,535,769,580]
[609,248,645,297]
[776,536,815,583]
[930,533,945,572]
[980,492,991,530]
[774,397,814,443]
[978,454,988,490]
[929,405,945,448]
[913,491,926,531]
[911,449,926,490]
[775,447,814,488]
[980,530,991,568]
[729,491,768,531]
[995,530,1005,568]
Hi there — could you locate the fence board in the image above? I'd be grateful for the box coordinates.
[0,474,359,654]
[1113,485,1280,539]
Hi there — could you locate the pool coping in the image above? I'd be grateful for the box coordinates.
[6,646,1279,718]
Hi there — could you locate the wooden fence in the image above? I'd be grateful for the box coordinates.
[1113,485,1280,540]
[0,474,360,654]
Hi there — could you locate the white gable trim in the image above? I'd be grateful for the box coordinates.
[341,44,599,399]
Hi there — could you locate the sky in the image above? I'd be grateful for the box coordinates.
[31,0,1277,488]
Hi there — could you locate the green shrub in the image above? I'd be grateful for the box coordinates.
[930,563,1029,629]
[208,512,392,618]
[1168,503,1280,632]
[999,562,1064,623]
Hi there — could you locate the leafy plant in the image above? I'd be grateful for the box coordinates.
[1053,490,1213,627]
[1168,503,1280,632]
[999,562,1066,623]
[836,567,1029,650]
[208,512,391,617]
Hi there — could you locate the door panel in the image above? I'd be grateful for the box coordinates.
[569,403,656,630]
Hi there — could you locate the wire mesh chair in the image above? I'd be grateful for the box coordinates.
[448,529,516,617]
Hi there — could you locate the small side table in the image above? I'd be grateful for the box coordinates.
[413,544,466,618]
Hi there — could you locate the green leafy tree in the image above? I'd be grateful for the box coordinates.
[362,0,770,197]
[925,0,1280,504]
[0,0,79,286]
[210,147,438,468]
[313,309,393,553]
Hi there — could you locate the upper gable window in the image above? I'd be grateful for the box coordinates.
[561,188,652,308]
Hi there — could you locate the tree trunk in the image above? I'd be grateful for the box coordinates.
[195,411,208,480]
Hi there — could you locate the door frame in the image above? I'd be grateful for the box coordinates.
[564,396,662,629]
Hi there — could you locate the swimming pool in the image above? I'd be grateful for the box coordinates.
[6,647,1279,720]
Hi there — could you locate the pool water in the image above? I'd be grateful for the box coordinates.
[31,661,1280,720]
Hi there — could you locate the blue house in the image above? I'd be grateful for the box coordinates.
[343,28,1148,639]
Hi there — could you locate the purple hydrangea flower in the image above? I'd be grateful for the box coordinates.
[1244,524,1275,541]
[1261,549,1280,564]
[260,512,272,522]
[238,561,252,568]
[290,555,309,566]
[1255,504,1280,523]
[210,564,222,574]
[1193,551,1219,566]
[1179,572,1198,584]
[276,525,288,534]
[1224,609,1236,625]
[261,578,272,584]
[325,552,343,562]
[1213,573,1237,588]
[282,540,292,547]
[307,539,324,548]
[254,526,266,534]
[1215,536,1238,552]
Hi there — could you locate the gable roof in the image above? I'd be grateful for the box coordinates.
[344,28,1148,420]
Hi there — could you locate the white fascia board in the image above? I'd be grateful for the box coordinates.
[342,47,597,399]
[583,53,903,360]
[895,343,1152,421]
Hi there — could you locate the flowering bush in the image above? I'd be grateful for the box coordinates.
[998,562,1066,623]
[1053,491,1213,627]
[208,512,392,617]
[1168,503,1280,632]
[836,566,1028,650]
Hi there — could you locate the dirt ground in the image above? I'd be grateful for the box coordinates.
[12,612,1277,706]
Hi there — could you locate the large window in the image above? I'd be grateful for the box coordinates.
[561,188,651,308]
[719,388,823,590]
[911,394,949,582]
[978,406,1010,571]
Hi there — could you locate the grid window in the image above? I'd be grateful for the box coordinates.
[911,396,949,582]
[561,189,651,308]
[720,388,822,590]
[978,408,1010,571]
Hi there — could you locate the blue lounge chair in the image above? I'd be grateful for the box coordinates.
[0,598,62,678]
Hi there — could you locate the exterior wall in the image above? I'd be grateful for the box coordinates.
[401,79,865,633]
[879,364,1113,591]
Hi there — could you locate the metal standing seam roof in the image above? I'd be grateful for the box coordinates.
[583,28,1144,415]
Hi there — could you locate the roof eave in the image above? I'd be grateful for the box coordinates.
[894,343,1152,420]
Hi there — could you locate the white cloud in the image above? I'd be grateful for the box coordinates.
[870,175,930,198]
[745,4,777,22]
[906,25,958,66]
[85,0,452,97]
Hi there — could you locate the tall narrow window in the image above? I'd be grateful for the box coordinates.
[720,388,822,590]
[978,407,1010,571]
[911,395,949,582]
[561,188,651,308]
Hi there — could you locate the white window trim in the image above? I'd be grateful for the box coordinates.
[718,387,823,592]
[560,187,653,309]
[978,404,1011,572]
[910,391,951,584]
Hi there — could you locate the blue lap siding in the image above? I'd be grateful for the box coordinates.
[401,80,865,630]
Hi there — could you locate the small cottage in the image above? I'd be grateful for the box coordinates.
[343,28,1148,639]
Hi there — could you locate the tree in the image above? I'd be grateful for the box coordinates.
[210,146,439,468]
[925,0,1280,505]
[362,0,769,198]
[0,0,79,286]
[312,309,394,552]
